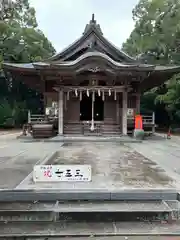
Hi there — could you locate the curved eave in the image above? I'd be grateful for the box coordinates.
[154,65,180,72]
[3,62,52,73]
[3,63,36,72]
[141,65,180,92]
[47,52,154,72]
[47,26,137,63]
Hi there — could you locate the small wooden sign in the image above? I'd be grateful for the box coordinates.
[135,115,143,129]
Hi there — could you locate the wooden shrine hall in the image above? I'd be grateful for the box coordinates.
[3,14,180,136]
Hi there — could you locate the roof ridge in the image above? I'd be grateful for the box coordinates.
[83,13,103,35]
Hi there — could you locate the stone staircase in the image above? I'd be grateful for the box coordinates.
[0,199,178,238]
[103,117,121,136]
[102,123,121,136]
[83,122,102,136]
[64,122,83,134]
[64,121,121,136]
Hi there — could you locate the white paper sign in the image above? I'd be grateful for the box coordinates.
[127,108,134,116]
[33,165,92,182]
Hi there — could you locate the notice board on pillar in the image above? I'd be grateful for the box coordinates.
[135,115,143,129]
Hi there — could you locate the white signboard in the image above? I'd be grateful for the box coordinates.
[33,165,92,182]
[127,108,134,116]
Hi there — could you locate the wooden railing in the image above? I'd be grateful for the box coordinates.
[127,112,155,125]
[28,111,57,123]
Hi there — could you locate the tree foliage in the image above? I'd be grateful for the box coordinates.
[0,0,55,64]
[0,0,56,127]
[122,0,180,126]
[123,0,180,64]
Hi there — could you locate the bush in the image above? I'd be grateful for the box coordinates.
[3,117,15,128]
[0,100,27,129]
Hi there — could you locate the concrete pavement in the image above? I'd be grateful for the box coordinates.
[0,132,180,191]
[127,134,180,189]
[0,132,62,189]
[15,141,176,191]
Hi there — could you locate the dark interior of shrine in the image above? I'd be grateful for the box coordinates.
[80,94,92,120]
[94,94,104,121]
[80,93,104,121]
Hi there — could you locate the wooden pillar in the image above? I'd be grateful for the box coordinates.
[40,74,46,113]
[136,93,141,114]
[58,90,63,135]
[122,90,127,135]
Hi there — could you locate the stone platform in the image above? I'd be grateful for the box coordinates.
[0,135,180,237]
[15,142,178,200]
[0,133,180,201]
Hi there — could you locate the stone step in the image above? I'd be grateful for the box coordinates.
[64,124,121,135]
[0,200,177,238]
[64,124,82,134]
[1,221,180,238]
[0,200,173,223]
[103,128,120,131]
[64,129,82,133]
[103,133,121,136]
[103,129,121,132]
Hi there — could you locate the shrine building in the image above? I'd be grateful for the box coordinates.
[3,15,180,136]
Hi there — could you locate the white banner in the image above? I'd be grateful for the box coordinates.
[33,165,92,182]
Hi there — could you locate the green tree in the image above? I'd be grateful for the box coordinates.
[123,0,180,64]
[0,0,55,63]
[0,0,56,127]
[122,0,180,127]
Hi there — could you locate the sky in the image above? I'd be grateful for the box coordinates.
[29,0,139,52]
